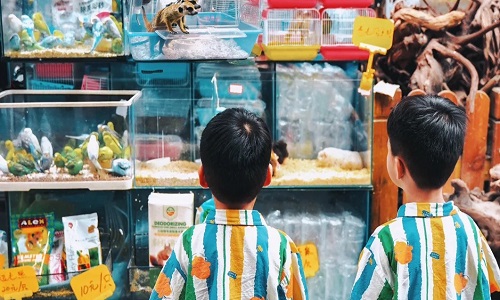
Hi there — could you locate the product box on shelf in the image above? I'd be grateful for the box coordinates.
[127,0,261,60]
[0,89,140,191]
[6,189,130,299]
[0,0,125,59]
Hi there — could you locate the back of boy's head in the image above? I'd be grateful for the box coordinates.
[200,108,272,206]
[387,95,467,190]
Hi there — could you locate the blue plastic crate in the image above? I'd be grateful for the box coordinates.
[127,12,261,60]
[28,79,74,90]
[135,62,189,87]
[195,62,262,100]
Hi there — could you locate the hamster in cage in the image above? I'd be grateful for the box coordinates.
[1,0,125,58]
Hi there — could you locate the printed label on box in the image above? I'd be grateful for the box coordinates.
[229,84,244,95]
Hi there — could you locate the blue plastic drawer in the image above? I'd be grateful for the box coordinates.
[195,62,262,100]
[135,62,189,87]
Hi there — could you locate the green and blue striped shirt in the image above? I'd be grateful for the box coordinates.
[350,201,500,299]
[150,209,309,300]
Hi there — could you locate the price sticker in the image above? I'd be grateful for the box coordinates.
[70,264,115,300]
[0,266,39,300]
[0,255,5,270]
[229,84,243,95]
[297,243,320,278]
[352,16,394,50]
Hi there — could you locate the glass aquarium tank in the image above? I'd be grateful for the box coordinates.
[1,0,125,58]
[0,89,140,191]
[271,62,372,186]
[132,60,271,187]
[132,61,372,188]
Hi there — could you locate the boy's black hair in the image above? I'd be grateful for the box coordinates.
[387,95,467,190]
[200,108,271,206]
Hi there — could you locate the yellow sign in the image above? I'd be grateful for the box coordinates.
[70,265,115,300]
[0,266,39,300]
[352,16,394,50]
[0,255,5,270]
[297,243,320,278]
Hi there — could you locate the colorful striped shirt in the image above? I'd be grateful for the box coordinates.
[350,201,500,300]
[150,209,309,300]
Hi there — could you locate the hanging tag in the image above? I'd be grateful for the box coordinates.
[70,264,115,300]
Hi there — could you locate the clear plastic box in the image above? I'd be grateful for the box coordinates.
[0,89,140,191]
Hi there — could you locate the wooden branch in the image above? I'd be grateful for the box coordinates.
[481,75,500,93]
[393,8,466,31]
[425,40,479,107]
[451,0,461,12]
[449,20,500,46]
[449,179,500,257]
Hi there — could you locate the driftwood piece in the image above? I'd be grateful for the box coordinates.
[411,39,479,108]
[447,178,500,260]
[377,0,500,104]
[393,8,466,30]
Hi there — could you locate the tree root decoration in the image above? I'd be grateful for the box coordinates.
[412,39,478,111]
[448,20,500,47]
[481,75,500,93]
[448,178,500,260]
[393,8,466,31]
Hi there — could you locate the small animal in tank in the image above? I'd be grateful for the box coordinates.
[141,0,200,34]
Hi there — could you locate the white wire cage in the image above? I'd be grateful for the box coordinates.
[263,9,321,46]
[202,0,241,21]
[241,0,261,27]
[321,8,376,46]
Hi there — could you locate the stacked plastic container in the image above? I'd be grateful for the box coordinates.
[320,0,375,60]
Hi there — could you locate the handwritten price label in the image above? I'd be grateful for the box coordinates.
[352,16,394,50]
[70,265,115,300]
[0,266,39,299]
[297,243,319,278]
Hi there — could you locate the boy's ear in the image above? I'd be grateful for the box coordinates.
[396,156,406,179]
[198,165,209,188]
[263,164,272,187]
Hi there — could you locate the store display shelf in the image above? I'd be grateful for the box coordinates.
[0,179,133,191]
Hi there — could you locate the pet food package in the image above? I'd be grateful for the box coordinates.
[49,230,66,283]
[10,213,55,285]
[0,230,8,269]
[62,213,102,273]
[148,192,194,267]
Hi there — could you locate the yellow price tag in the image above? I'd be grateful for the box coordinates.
[352,16,394,50]
[297,243,319,278]
[0,255,5,270]
[70,265,115,300]
[0,266,39,300]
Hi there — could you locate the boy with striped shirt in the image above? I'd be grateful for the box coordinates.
[351,95,500,299]
[150,108,308,300]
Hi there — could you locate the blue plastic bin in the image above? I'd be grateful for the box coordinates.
[127,12,261,60]
[135,62,190,87]
[195,62,262,100]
